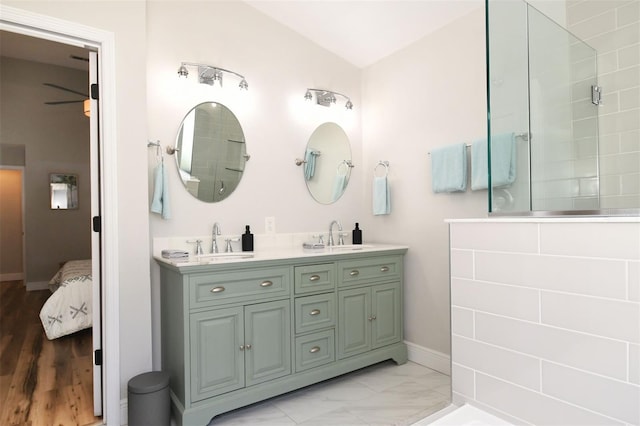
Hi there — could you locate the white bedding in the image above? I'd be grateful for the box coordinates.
[40,259,93,340]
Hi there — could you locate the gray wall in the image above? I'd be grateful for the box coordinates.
[0,56,91,285]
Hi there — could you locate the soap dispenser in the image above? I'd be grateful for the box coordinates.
[352,223,362,245]
[242,225,254,252]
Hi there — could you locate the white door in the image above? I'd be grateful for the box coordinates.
[89,50,103,417]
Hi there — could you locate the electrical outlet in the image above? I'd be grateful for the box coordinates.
[265,216,275,234]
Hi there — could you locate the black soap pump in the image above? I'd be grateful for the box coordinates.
[242,225,254,252]
[352,223,362,245]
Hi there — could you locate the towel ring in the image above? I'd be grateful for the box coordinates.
[374,161,389,177]
[337,160,353,176]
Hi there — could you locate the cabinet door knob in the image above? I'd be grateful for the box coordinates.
[380,266,389,272]
[309,346,320,353]
[371,315,377,320]
[309,309,321,316]
[309,275,320,281]
[245,344,252,350]
[239,345,245,350]
[349,270,360,277]
[260,280,273,287]
[210,286,225,293]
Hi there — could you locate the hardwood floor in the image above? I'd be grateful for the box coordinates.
[0,280,101,426]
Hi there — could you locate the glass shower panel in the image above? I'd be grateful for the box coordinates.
[527,6,599,211]
[487,0,600,214]
[487,0,531,213]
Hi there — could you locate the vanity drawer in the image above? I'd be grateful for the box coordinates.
[189,267,290,309]
[294,293,336,334]
[338,256,401,287]
[294,263,335,294]
[295,329,335,372]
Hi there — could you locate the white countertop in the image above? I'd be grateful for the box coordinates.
[154,243,408,268]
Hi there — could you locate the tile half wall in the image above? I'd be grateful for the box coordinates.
[449,219,640,425]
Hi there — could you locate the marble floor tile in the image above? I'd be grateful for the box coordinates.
[207,361,451,425]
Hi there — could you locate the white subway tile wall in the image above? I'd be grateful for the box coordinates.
[567,0,640,209]
[450,221,640,425]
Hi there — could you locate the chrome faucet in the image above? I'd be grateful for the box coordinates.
[328,220,343,246]
[212,222,221,253]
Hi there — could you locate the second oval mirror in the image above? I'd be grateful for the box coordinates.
[175,102,248,203]
[303,122,352,204]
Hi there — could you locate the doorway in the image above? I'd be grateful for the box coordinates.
[0,30,103,424]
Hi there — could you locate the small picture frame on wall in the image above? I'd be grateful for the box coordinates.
[50,173,79,209]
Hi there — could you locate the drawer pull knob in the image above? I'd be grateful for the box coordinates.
[349,270,360,277]
[260,280,273,287]
[309,275,320,282]
[210,286,225,293]
[380,266,390,272]
[309,309,321,316]
[309,346,320,353]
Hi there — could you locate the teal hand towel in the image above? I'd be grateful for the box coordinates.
[304,150,318,180]
[331,173,347,202]
[151,162,171,219]
[471,133,516,191]
[431,143,468,193]
[372,175,390,215]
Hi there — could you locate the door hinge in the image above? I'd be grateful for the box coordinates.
[591,85,602,105]
[94,349,103,366]
[90,83,99,100]
[92,216,101,233]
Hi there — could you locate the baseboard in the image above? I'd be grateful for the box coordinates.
[0,272,23,281]
[405,341,451,375]
[26,280,49,291]
[121,398,128,425]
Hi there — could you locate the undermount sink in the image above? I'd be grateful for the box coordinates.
[196,252,254,261]
[169,252,254,266]
[328,244,373,251]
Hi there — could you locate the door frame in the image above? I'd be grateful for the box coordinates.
[0,5,120,425]
[0,166,26,282]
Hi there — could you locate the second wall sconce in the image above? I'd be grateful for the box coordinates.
[304,88,353,110]
[178,62,248,90]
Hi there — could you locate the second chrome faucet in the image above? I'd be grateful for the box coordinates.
[212,222,221,253]
[328,220,345,246]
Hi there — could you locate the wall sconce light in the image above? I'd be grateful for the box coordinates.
[177,62,248,90]
[304,88,353,110]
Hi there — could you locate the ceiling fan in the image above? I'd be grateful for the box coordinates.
[44,82,90,117]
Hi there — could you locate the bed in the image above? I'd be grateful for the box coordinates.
[39,259,93,340]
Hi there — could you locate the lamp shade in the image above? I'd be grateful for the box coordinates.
[83,99,90,117]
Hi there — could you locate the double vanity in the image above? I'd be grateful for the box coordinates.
[156,243,408,425]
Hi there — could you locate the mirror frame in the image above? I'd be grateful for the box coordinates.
[50,173,78,210]
[174,101,247,203]
[303,122,352,204]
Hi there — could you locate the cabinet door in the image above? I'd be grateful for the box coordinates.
[337,287,371,359]
[190,307,244,402]
[371,282,401,348]
[244,299,291,386]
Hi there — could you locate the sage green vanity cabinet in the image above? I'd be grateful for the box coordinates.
[190,300,291,402]
[158,248,407,425]
[338,282,402,359]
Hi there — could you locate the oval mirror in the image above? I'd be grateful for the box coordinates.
[303,122,352,204]
[174,102,247,202]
